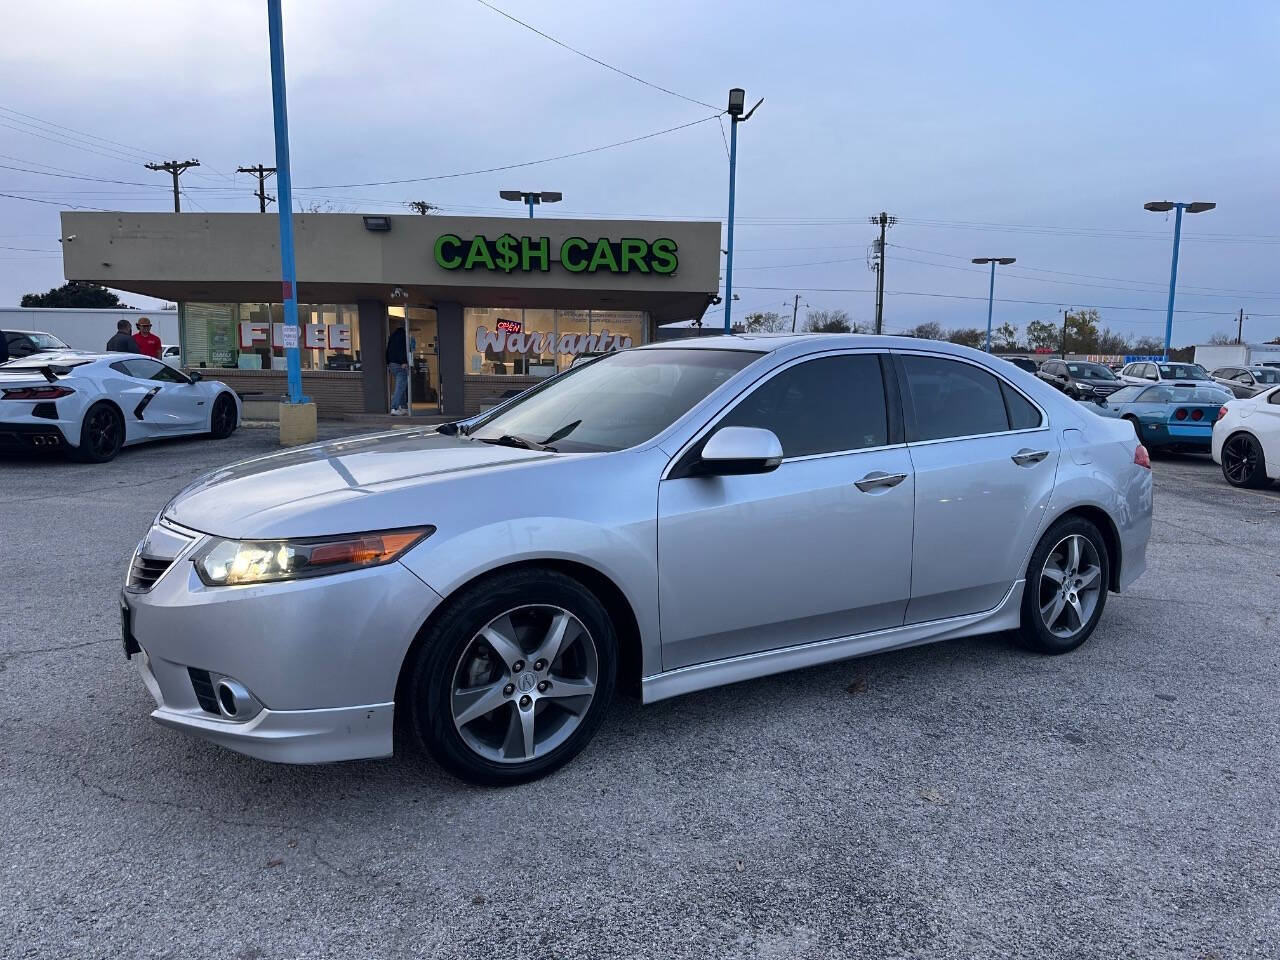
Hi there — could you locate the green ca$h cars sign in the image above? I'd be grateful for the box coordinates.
[434,234,678,275]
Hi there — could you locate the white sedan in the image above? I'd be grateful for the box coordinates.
[0,351,240,462]
[1212,384,1280,488]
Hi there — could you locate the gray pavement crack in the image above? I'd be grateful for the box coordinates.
[0,637,115,672]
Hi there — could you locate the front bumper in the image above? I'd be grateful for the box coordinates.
[124,526,443,764]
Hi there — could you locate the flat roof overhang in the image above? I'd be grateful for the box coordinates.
[60,212,721,324]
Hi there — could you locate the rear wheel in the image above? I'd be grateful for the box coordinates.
[71,402,124,463]
[1221,433,1269,488]
[1016,516,1110,654]
[406,568,618,786]
[209,393,237,439]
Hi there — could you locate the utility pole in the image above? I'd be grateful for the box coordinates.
[791,293,801,332]
[1237,308,1245,344]
[1061,308,1070,359]
[144,159,200,212]
[237,164,277,212]
[868,212,897,334]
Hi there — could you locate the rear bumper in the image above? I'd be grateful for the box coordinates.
[0,419,71,451]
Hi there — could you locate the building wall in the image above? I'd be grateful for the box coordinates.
[192,369,365,417]
[463,374,542,412]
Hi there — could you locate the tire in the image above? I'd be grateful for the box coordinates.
[1221,432,1269,489]
[1016,516,1110,655]
[71,401,125,463]
[406,568,618,786]
[209,393,238,439]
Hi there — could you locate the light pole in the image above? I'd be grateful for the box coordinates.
[1144,200,1215,359]
[723,87,763,333]
[500,190,562,218]
[971,257,1016,352]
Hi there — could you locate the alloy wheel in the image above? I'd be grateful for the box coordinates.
[1038,534,1103,639]
[88,407,120,457]
[1223,436,1257,485]
[450,604,598,764]
[212,396,235,435]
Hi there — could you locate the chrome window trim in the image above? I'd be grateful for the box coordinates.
[891,348,1050,444]
[660,347,895,481]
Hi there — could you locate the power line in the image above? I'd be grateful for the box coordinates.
[299,115,719,188]
[470,0,719,111]
[0,161,162,188]
[0,104,162,161]
[144,159,201,212]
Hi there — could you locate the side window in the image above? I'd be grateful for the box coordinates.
[1269,388,1280,406]
[902,355,1011,442]
[109,361,131,375]
[1001,382,1043,430]
[717,353,888,457]
[150,363,186,383]
[1233,372,1254,385]
[1144,364,1159,380]
[118,357,165,380]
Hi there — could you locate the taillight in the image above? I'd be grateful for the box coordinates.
[1174,408,1188,420]
[1219,406,1229,420]
[1134,444,1151,469]
[1,385,74,400]
[1191,408,1204,421]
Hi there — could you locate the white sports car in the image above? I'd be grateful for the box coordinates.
[0,352,240,462]
[1212,383,1280,488]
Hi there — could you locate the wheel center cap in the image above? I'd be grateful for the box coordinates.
[516,672,537,693]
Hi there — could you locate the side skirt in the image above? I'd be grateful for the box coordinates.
[640,581,1025,704]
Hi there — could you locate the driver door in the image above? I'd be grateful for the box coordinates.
[656,351,915,670]
[112,357,204,434]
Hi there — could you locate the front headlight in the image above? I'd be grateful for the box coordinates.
[192,527,433,586]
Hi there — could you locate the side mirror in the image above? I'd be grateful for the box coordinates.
[696,426,783,476]
[188,370,202,382]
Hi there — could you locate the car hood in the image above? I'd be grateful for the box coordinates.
[165,428,553,538]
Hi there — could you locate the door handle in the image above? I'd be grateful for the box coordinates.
[854,471,907,492]
[1011,448,1049,466]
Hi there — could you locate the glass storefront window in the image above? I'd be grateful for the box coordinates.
[181,302,361,371]
[464,307,647,376]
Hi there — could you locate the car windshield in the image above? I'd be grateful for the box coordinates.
[1138,384,1232,404]
[26,332,69,349]
[1066,362,1116,380]
[1250,368,1280,384]
[1157,363,1208,381]
[465,348,759,453]
[1106,386,1145,403]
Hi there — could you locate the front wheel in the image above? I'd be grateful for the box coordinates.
[406,568,618,786]
[1016,516,1110,655]
[209,393,237,439]
[1221,433,1269,489]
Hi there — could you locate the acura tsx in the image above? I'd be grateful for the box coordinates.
[121,335,1152,785]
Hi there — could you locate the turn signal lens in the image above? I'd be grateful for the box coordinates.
[1134,445,1151,469]
[193,527,433,586]
[1219,406,1229,420]
[2,385,75,400]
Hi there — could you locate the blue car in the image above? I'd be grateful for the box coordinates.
[1090,382,1232,452]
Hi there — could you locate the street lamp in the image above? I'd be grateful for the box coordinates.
[723,86,763,333]
[500,190,563,218]
[1144,200,1216,359]
[971,257,1016,352]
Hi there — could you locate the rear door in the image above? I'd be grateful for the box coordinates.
[896,351,1060,623]
[657,351,915,669]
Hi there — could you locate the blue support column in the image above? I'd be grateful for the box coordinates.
[527,196,535,219]
[267,0,305,404]
[984,260,996,352]
[1162,203,1185,361]
[723,118,739,333]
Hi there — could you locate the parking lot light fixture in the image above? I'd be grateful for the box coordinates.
[1145,200,1216,359]
[723,87,764,333]
[501,190,562,218]
[972,257,1017,352]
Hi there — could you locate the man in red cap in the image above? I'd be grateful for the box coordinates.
[132,316,162,359]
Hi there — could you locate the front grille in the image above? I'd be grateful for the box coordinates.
[128,554,173,591]
[188,668,221,715]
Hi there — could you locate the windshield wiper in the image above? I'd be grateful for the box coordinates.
[480,434,553,452]
[539,419,582,447]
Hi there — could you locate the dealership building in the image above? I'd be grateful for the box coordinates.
[59,212,720,417]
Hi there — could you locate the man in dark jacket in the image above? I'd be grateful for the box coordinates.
[106,319,141,353]
[386,325,408,414]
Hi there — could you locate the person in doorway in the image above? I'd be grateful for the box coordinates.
[106,319,141,353]
[132,316,162,358]
[386,324,408,415]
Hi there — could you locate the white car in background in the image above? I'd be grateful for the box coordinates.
[1212,384,1280,488]
[0,352,240,462]
[1118,361,1212,386]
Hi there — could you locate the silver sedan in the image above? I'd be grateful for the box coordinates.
[122,335,1153,785]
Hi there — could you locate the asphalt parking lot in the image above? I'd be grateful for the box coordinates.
[3,425,1279,960]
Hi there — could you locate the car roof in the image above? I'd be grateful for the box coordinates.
[637,333,1002,361]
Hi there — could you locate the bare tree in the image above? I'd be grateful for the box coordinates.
[904,321,945,341]
[804,309,856,333]
[407,200,442,215]
[742,311,789,333]
[1207,331,1234,345]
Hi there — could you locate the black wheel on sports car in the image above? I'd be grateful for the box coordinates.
[1016,515,1110,655]
[72,401,124,463]
[406,568,618,786]
[1221,432,1268,488]
[209,393,238,439]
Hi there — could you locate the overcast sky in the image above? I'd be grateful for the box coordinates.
[2,0,1278,345]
